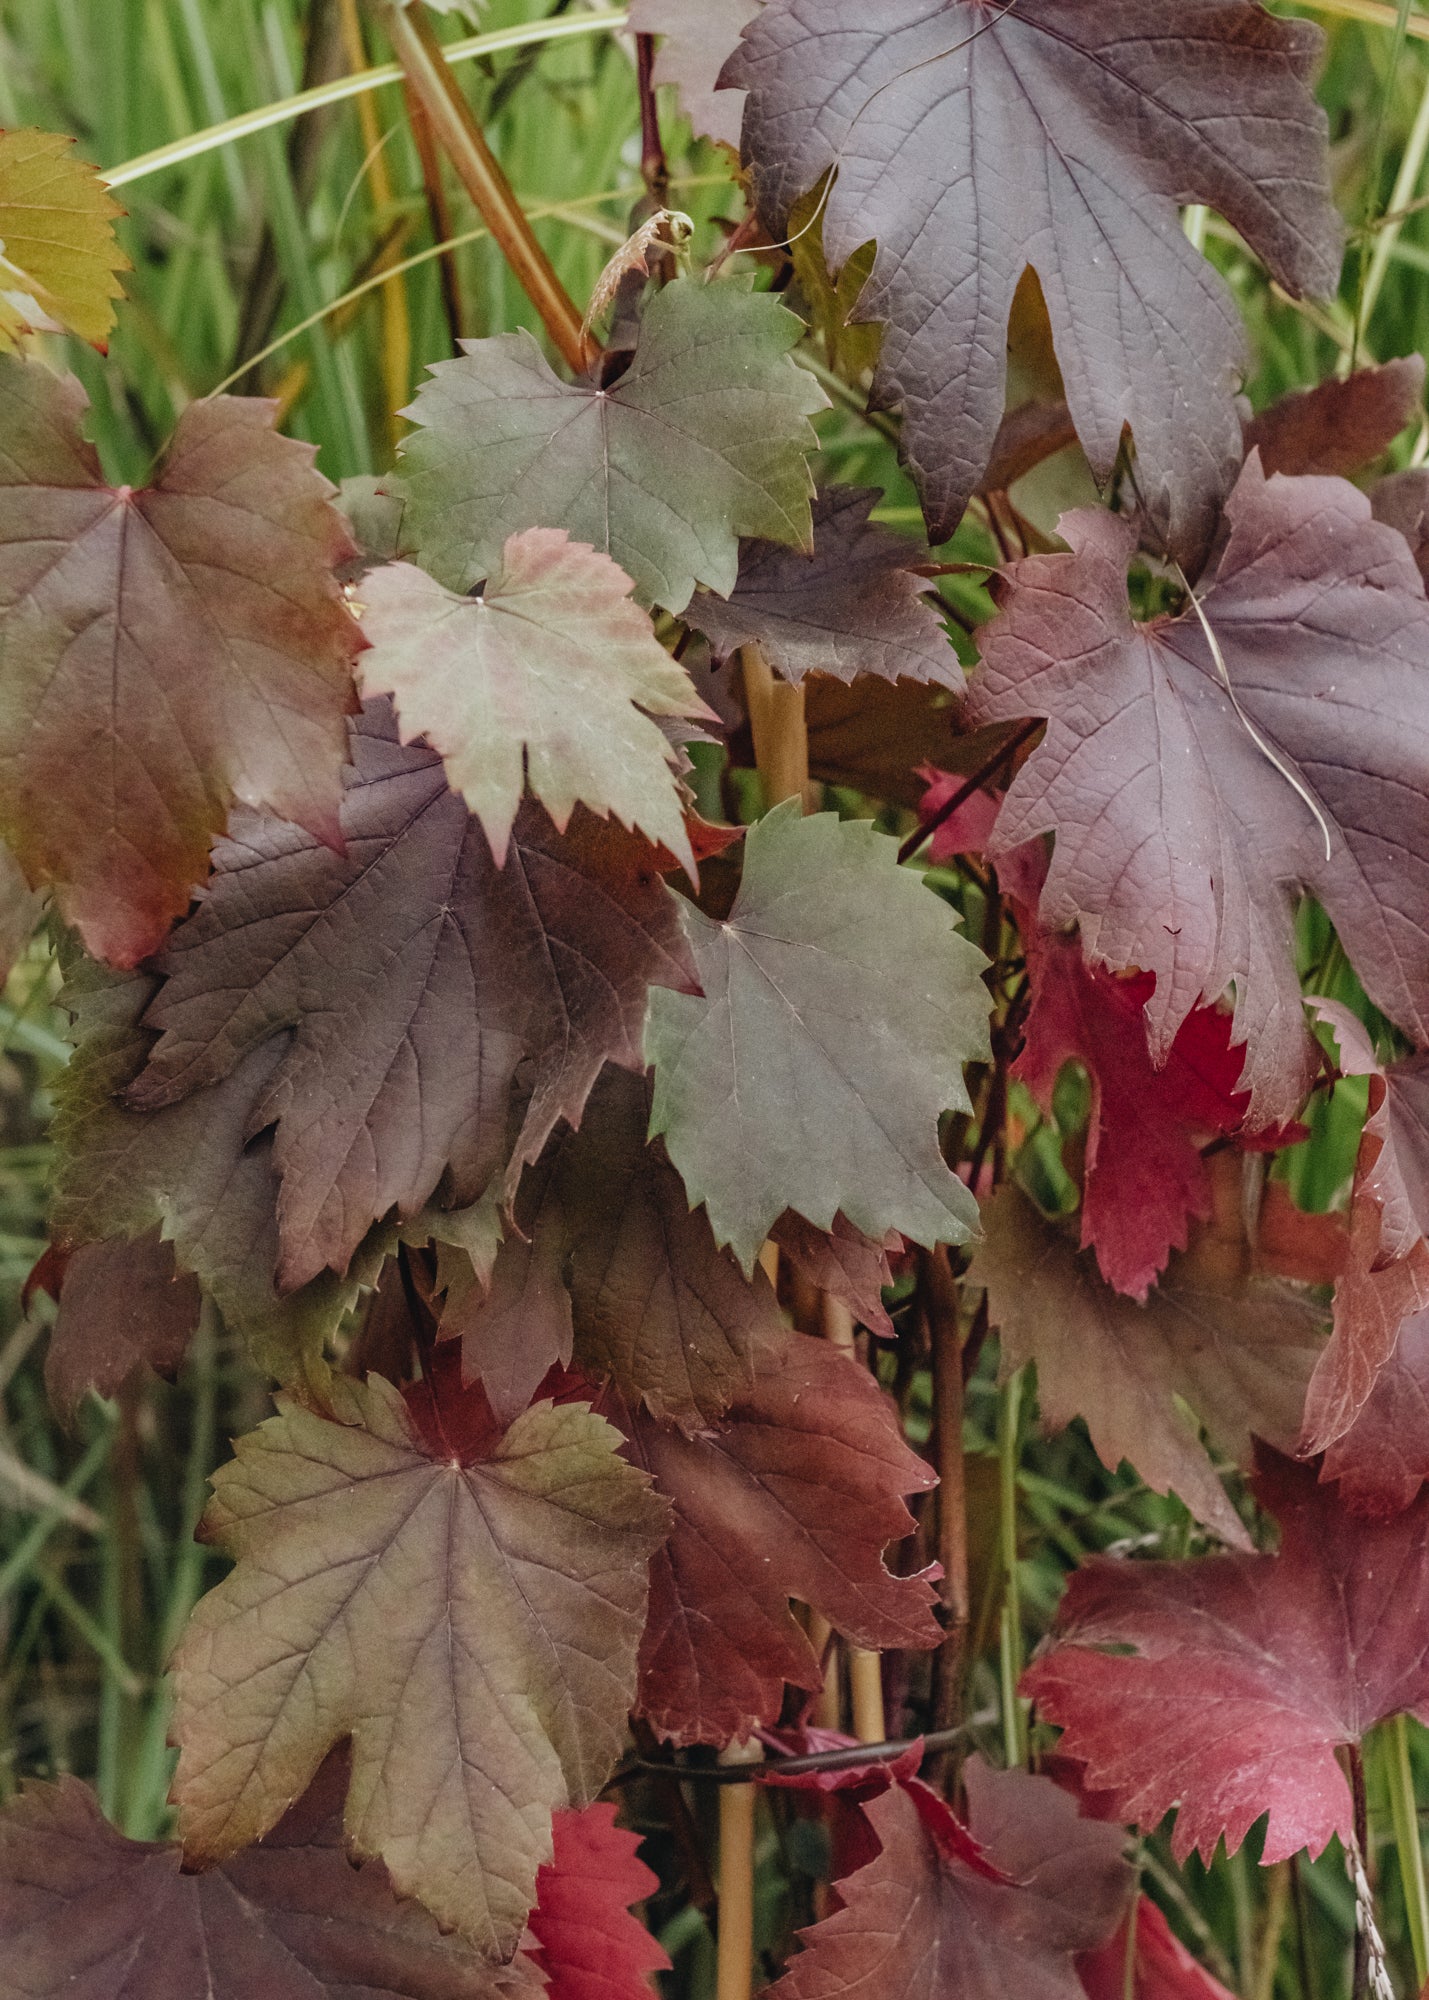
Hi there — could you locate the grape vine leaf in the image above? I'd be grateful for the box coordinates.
[1023,1448,1429,1864]
[965,459,1429,1127]
[0,1756,537,2000]
[724,0,1341,563]
[1374,469,1429,584]
[125,700,696,1292]
[627,0,758,148]
[771,1210,899,1339]
[1300,1002,1429,1451]
[971,1187,1322,1550]
[0,357,365,967]
[171,1355,671,1953]
[1321,1306,1429,1517]
[1243,358,1425,481]
[646,801,990,1272]
[0,129,128,351]
[767,1758,1130,2000]
[0,839,41,982]
[392,278,826,615]
[49,951,361,1393]
[358,530,713,872]
[608,1331,940,1745]
[687,486,959,688]
[1016,927,1257,1300]
[449,1064,787,1429]
[1078,1898,1237,2000]
[45,1229,201,1419]
[526,1802,671,2000]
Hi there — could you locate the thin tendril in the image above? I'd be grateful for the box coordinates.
[726,0,1022,261]
[1175,562,1334,863]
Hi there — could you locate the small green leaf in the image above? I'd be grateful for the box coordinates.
[359,529,713,871]
[392,278,827,614]
[0,129,128,352]
[645,801,991,1269]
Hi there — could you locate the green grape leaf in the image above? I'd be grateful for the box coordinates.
[171,1356,670,1954]
[646,801,990,1270]
[0,129,128,352]
[359,529,713,871]
[392,278,826,614]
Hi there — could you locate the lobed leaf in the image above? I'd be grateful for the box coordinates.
[359,529,713,871]
[726,0,1341,564]
[126,700,697,1292]
[392,278,826,615]
[646,800,990,1271]
[171,1360,670,1953]
[0,129,127,351]
[0,358,363,965]
[1024,1450,1429,1864]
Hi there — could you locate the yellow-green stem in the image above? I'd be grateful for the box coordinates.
[998,1368,1027,1766]
[1385,1714,1429,1986]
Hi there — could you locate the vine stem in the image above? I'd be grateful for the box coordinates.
[371,0,593,373]
[926,1247,969,1772]
[998,1367,1028,1767]
[741,645,810,811]
[1386,1715,1429,1987]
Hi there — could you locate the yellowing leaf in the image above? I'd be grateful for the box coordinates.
[359,530,713,872]
[0,129,127,351]
[171,1361,670,1954]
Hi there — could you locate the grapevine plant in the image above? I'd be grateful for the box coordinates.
[9,2,1429,1996]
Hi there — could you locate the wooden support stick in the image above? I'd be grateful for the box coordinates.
[717,1739,762,2000]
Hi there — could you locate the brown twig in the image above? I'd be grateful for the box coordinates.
[635,34,670,209]
[924,1247,969,1776]
[402,78,466,347]
[372,0,593,372]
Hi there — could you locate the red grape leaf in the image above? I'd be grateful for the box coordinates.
[448,1064,787,1429]
[767,1758,1130,2000]
[771,1210,899,1339]
[0,356,363,967]
[1373,469,1429,584]
[0,1756,535,2000]
[687,486,958,688]
[971,1187,1322,1549]
[725,0,1341,564]
[1015,927,1254,1299]
[965,459,1429,1127]
[1243,358,1425,480]
[645,800,990,1271]
[1023,1448,1429,1864]
[170,1360,670,1953]
[44,1228,201,1419]
[0,130,128,351]
[608,1331,939,1746]
[392,278,826,615]
[628,0,758,147]
[358,530,713,873]
[1322,1306,1429,1518]
[1078,1897,1238,2000]
[49,951,362,1393]
[525,1802,670,2000]
[125,700,696,1292]
[1300,1002,1429,1450]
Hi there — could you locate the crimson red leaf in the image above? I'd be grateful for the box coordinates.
[124,700,695,1291]
[687,487,958,689]
[1322,1306,1429,1517]
[0,1757,534,2000]
[44,1229,201,1418]
[766,1758,1130,2000]
[1016,928,1253,1299]
[0,356,363,966]
[1243,359,1425,480]
[446,1065,787,1428]
[609,1332,939,1746]
[966,460,1429,1126]
[1023,1448,1429,1864]
[1078,1898,1238,2000]
[726,0,1340,562]
[1301,1002,1429,1450]
[526,1802,670,2000]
